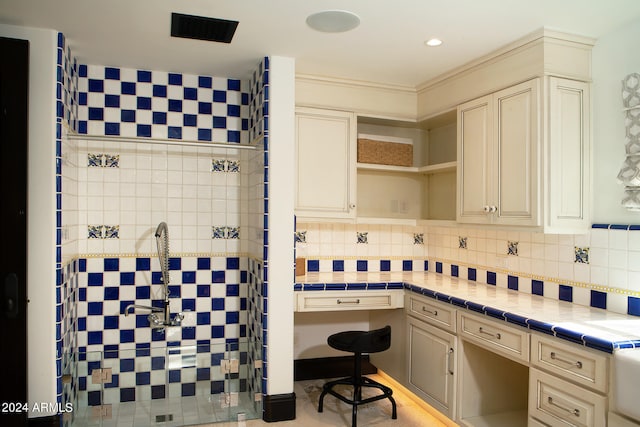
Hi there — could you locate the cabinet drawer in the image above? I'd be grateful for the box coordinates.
[405,294,457,333]
[295,290,404,312]
[529,368,606,427]
[458,312,529,362]
[531,334,608,393]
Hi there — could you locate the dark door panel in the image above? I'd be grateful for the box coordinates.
[0,36,29,427]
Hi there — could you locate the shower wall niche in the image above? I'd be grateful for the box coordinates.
[57,39,268,425]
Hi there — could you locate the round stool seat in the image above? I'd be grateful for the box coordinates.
[328,325,391,354]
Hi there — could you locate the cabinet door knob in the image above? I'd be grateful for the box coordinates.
[349,203,356,209]
[483,205,490,213]
[490,205,497,213]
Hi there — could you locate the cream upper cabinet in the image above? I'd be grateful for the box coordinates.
[295,107,357,219]
[458,79,539,226]
[457,77,590,231]
[545,77,590,233]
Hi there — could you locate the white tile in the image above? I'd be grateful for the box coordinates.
[590,228,609,248]
[609,268,628,290]
[609,249,628,270]
[609,229,628,250]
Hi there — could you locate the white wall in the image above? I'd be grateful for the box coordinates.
[0,24,58,416]
[592,18,640,223]
[266,56,296,395]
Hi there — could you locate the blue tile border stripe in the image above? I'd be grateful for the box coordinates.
[591,223,640,230]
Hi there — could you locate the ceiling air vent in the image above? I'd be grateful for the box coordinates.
[171,13,238,44]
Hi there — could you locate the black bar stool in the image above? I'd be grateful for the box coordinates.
[318,325,397,427]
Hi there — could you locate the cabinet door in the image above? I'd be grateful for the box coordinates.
[493,79,540,226]
[546,77,590,232]
[457,94,493,224]
[406,316,457,418]
[295,107,356,219]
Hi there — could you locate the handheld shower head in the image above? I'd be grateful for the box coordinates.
[155,221,168,238]
[155,222,170,291]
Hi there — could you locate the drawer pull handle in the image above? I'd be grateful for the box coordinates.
[478,327,501,340]
[337,299,360,304]
[548,396,580,417]
[550,352,583,369]
[422,307,438,316]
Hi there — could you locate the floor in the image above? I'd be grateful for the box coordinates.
[68,374,449,427]
[209,374,449,427]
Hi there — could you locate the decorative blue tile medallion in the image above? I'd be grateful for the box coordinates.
[575,247,589,264]
[295,231,306,243]
[212,159,226,172]
[459,236,467,249]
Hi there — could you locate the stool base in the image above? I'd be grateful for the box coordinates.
[318,375,397,427]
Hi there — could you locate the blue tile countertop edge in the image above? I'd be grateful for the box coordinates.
[294,274,640,354]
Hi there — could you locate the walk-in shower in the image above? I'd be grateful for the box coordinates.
[62,222,262,427]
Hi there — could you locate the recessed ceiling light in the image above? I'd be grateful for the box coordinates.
[306,10,361,33]
[425,38,443,47]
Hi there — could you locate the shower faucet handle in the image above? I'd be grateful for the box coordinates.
[170,312,185,326]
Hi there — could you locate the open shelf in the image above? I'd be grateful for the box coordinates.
[458,341,529,427]
[356,111,457,222]
[357,160,457,174]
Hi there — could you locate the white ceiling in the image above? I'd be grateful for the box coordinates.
[2,0,640,87]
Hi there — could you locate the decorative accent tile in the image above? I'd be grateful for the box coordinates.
[211,159,240,172]
[104,154,119,168]
[88,225,103,239]
[212,159,227,172]
[88,153,120,168]
[459,236,467,249]
[575,247,590,264]
[507,241,519,256]
[88,153,103,167]
[227,227,239,239]
[294,231,306,243]
[413,233,424,245]
[212,226,227,239]
[212,226,240,239]
[227,160,240,173]
[104,225,120,239]
[88,225,120,239]
[357,232,368,244]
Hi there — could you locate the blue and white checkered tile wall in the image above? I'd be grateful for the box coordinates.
[58,31,80,406]
[247,57,269,396]
[77,65,249,143]
[68,255,249,404]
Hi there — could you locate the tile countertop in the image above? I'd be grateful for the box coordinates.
[294,271,640,354]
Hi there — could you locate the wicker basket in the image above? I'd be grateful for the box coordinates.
[357,138,413,167]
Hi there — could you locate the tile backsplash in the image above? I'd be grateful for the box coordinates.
[71,139,249,256]
[296,222,640,316]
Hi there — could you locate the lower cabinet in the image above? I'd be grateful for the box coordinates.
[403,294,612,427]
[406,315,457,418]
